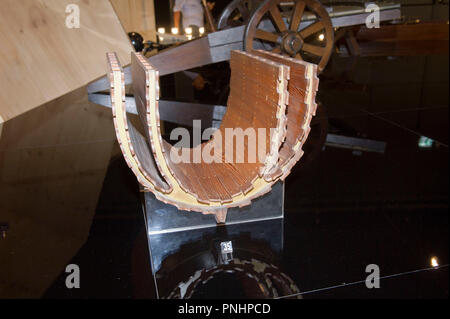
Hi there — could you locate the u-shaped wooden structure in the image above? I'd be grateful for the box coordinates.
[107,50,318,222]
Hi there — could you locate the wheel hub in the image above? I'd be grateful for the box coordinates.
[282,32,304,56]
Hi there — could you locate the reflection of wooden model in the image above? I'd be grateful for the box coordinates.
[107,50,318,222]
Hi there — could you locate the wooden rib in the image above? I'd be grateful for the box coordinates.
[129,54,172,192]
[269,5,287,33]
[251,50,319,181]
[107,52,171,194]
[127,119,170,192]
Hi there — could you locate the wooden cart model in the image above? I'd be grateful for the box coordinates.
[89,0,401,222]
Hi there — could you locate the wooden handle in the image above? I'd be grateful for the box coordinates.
[201,0,216,32]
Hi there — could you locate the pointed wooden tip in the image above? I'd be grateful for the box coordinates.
[214,210,228,224]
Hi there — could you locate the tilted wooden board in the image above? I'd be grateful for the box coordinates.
[110,0,157,42]
[0,0,132,123]
[108,50,319,222]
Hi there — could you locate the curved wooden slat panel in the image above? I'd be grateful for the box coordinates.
[108,50,319,222]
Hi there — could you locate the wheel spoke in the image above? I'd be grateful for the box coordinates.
[299,21,324,39]
[255,29,281,43]
[269,5,287,32]
[237,2,250,20]
[302,43,325,56]
[289,1,306,32]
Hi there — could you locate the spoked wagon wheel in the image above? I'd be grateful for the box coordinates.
[217,0,254,29]
[244,0,334,73]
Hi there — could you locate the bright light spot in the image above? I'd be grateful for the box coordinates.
[318,33,325,41]
[171,27,179,35]
[418,136,434,148]
[159,36,164,41]
[157,27,165,34]
[187,35,193,41]
[199,27,205,35]
[185,27,192,35]
[431,257,439,268]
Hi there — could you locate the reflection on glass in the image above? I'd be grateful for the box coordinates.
[431,257,439,268]
[418,136,434,148]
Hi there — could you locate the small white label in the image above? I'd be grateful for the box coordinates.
[220,241,233,254]
[65,264,80,289]
[365,3,380,29]
[365,264,380,289]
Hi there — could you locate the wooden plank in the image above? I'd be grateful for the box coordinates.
[0,0,133,123]
[108,52,172,194]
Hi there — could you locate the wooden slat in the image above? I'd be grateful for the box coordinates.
[108,52,172,195]
[251,50,319,181]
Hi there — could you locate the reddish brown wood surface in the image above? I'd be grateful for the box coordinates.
[252,50,319,181]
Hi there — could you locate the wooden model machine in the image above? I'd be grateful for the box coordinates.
[88,0,401,223]
[107,50,318,222]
